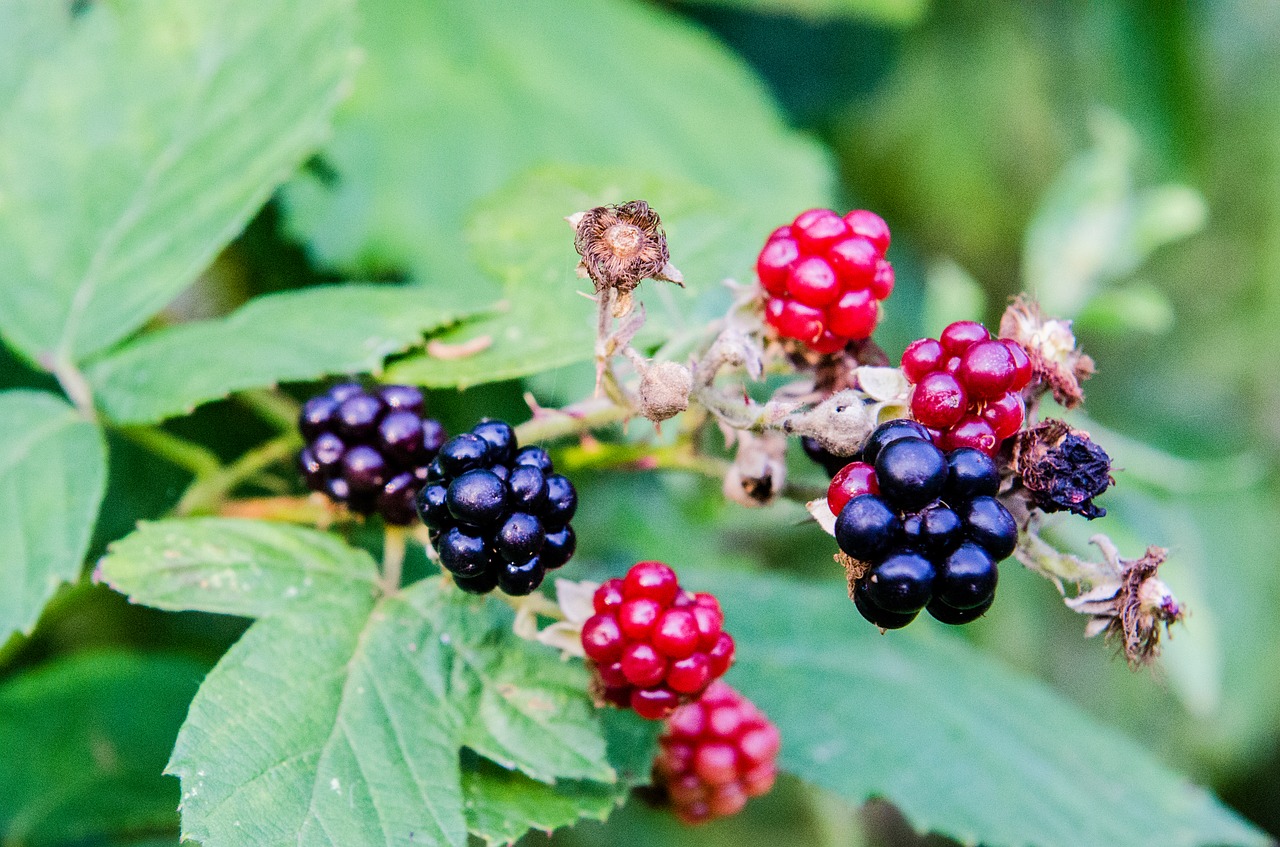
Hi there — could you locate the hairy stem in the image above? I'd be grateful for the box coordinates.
[513,396,633,445]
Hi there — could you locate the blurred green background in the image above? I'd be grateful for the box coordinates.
[3,0,1279,845]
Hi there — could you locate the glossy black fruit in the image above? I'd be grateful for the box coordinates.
[438,433,491,476]
[834,494,901,563]
[874,438,947,511]
[944,447,1000,504]
[543,474,578,527]
[513,445,554,473]
[853,580,918,630]
[497,556,545,596]
[542,525,576,569]
[926,593,994,625]
[914,503,963,558]
[862,419,933,466]
[962,496,1018,560]
[472,419,517,464]
[446,469,508,526]
[865,551,936,614]
[438,527,490,577]
[934,542,998,609]
[495,512,546,562]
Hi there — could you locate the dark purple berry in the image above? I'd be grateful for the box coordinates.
[299,395,339,440]
[944,447,1000,505]
[927,593,994,625]
[342,445,389,492]
[378,473,419,525]
[446,469,507,526]
[874,438,947,512]
[298,448,325,488]
[378,384,425,414]
[497,556,545,596]
[542,525,576,569]
[325,476,351,502]
[962,496,1018,560]
[507,465,548,512]
[543,474,578,527]
[337,393,384,442]
[378,410,429,463]
[455,568,500,595]
[312,432,345,469]
[472,420,517,465]
[416,482,451,528]
[862,419,933,466]
[425,456,447,482]
[327,382,364,402]
[834,494,901,563]
[865,551,935,614]
[438,526,490,577]
[853,580,917,630]
[421,419,447,455]
[438,434,491,476]
[513,445,553,474]
[495,512,546,562]
[935,542,998,610]
[915,503,962,558]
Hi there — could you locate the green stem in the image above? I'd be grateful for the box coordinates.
[51,356,96,420]
[513,396,632,445]
[238,388,301,433]
[116,425,222,478]
[175,432,301,516]
[380,525,407,595]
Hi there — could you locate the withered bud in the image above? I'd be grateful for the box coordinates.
[1066,542,1184,667]
[999,295,1095,408]
[1015,419,1113,519]
[723,431,787,508]
[783,390,875,457]
[639,361,692,423]
[569,200,683,296]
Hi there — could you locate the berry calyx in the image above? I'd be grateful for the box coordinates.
[584,562,735,720]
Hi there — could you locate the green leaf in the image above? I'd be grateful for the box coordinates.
[0,0,357,366]
[284,0,832,384]
[0,650,205,847]
[671,0,927,26]
[86,284,481,425]
[0,390,107,640]
[0,1,72,111]
[715,572,1268,847]
[97,518,629,847]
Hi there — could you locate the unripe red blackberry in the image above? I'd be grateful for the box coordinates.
[415,420,579,596]
[653,681,780,825]
[297,382,445,525]
[757,208,895,353]
[583,562,735,720]
[900,321,1030,455]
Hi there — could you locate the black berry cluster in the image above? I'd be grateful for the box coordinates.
[832,420,1017,629]
[414,420,578,596]
[298,382,446,525]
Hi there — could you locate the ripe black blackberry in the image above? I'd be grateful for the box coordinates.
[832,420,1016,628]
[298,382,446,525]
[415,420,578,596]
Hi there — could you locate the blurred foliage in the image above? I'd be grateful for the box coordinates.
[3,0,1280,844]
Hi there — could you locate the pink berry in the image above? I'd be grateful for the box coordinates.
[691,604,724,650]
[826,237,878,288]
[944,415,999,456]
[755,237,799,297]
[956,339,1017,400]
[826,461,879,516]
[668,653,712,693]
[843,209,891,254]
[1002,339,1033,391]
[624,561,679,605]
[593,578,625,613]
[786,256,841,307]
[939,320,990,356]
[910,371,968,428]
[617,597,662,639]
[767,225,792,241]
[772,299,825,343]
[631,686,680,720]
[901,338,944,383]
[581,614,624,663]
[981,392,1025,440]
[621,642,668,687]
[792,208,850,253]
[653,608,700,659]
[693,743,739,786]
[825,288,878,339]
[708,632,735,677]
[871,259,895,300]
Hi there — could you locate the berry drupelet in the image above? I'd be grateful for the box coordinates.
[414,420,578,596]
[298,382,446,524]
[582,562,735,721]
[901,320,1032,456]
[653,681,780,825]
[758,208,895,354]
[829,421,1016,628]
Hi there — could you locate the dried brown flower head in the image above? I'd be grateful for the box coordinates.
[999,295,1095,408]
[569,201,683,300]
[1014,419,1113,519]
[639,361,692,423]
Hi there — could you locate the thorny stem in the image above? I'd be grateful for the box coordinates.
[175,432,302,516]
[117,425,222,478]
[380,525,407,595]
[513,396,633,445]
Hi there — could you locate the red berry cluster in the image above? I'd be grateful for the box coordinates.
[757,208,894,354]
[901,321,1032,456]
[654,681,780,825]
[581,562,736,720]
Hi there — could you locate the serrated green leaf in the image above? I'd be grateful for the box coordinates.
[98,518,627,847]
[0,390,107,640]
[285,0,832,385]
[672,0,927,25]
[0,0,356,366]
[714,573,1268,847]
[0,650,205,847]
[86,285,481,425]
